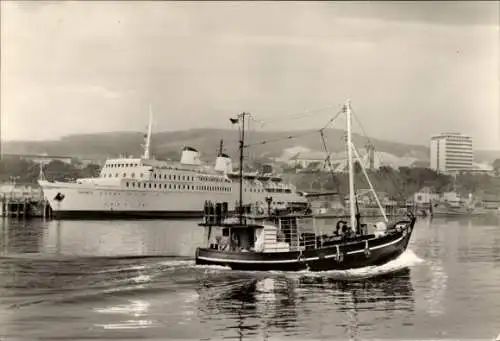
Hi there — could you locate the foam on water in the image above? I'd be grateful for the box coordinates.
[158,259,196,267]
[94,299,150,315]
[292,249,425,280]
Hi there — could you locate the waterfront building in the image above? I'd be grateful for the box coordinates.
[413,186,440,205]
[430,133,473,174]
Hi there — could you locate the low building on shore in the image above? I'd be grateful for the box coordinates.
[481,193,500,210]
[413,186,440,205]
[0,183,42,199]
[2,153,73,165]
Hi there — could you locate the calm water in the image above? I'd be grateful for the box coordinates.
[0,215,499,340]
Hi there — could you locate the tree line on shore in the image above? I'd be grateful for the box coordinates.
[286,165,500,200]
[1,156,498,200]
[0,157,101,184]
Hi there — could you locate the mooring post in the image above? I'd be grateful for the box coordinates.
[23,198,28,218]
[42,199,46,220]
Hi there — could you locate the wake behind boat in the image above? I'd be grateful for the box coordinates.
[195,101,417,272]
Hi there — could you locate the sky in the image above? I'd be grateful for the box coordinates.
[1,1,499,150]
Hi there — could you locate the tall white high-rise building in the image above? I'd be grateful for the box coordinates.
[430,133,473,174]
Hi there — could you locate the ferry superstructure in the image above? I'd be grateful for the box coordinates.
[38,113,308,219]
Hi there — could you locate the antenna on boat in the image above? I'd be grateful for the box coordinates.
[345,100,357,233]
[38,160,45,182]
[230,112,249,224]
[218,139,224,156]
[143,104,153,160]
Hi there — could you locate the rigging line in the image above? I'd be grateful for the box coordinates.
[247,116,258,164]
[248,115,265,128]
[254,104,339,125]
[258,104,336,121]
[351,107,408,202]
[243,129,320,148]
[319,109,344,132]
[244,108,345,148]
[351,107,375,147]
[319,130,339,193]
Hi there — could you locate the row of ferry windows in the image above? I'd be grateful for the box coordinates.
[105,163,139,168]
[103,164,224,183]
[125,182,231,192]
[104,163,188,172]
[104,172,225,182]
[122,182,290,193]
[244,188,291,193]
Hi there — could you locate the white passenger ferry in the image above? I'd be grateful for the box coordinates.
[38,114,308,219]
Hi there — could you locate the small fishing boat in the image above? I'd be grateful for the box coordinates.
[431,192,491,217]
[194,101,416,272]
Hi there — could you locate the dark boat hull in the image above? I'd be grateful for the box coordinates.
[195,225,413,272]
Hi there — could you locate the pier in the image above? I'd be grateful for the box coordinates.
[0,184,52,219]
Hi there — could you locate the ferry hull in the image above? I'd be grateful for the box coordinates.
[39,181,307,220]
[195,224,414,272]
[52,210,203,220]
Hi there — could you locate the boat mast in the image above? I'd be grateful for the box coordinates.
[233,112,249,224]
[143,104,153,160]
[345,101,357,233]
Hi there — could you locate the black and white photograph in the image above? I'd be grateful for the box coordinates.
[0,1,499,340]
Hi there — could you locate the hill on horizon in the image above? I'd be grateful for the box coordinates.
[3,128,499,164]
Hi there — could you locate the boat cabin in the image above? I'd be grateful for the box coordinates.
[202,216,303,253]
[199,201,389,254]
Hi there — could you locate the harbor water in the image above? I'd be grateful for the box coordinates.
[0,216,499,340]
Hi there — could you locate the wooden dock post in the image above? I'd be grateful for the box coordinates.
[23,198,28,218]
[42,199,46,220]
[0,186,51,219]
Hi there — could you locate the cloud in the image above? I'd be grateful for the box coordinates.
[326,1,499,27]
[1,1,498,150]
[51,85,122,100]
